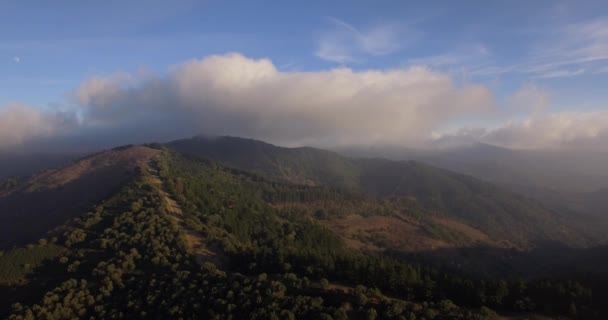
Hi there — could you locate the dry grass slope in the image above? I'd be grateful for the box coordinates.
[0,146,159,249]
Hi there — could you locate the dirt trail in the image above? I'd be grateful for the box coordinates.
[147,156,224,266]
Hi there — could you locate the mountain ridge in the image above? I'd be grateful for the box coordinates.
[0,146,159,249]
[1,139,607,319]
[168,136,604,248]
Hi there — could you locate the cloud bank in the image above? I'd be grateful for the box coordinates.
[436,111,608,150]
[0,104,76,149]
[72,53,493,148]
[1,53,608,152]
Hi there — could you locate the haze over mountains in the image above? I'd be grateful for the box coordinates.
[4,135,608,251]
[340,143,608,193]
[170,136,608,246]
[339,143,608,221]
[1,135,608,319]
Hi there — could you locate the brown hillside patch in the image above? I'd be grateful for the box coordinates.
[0,146,159,249]
[431,217,498,245]
[21,146,159,193]
[322,214,451,252]
[275,202,501,252]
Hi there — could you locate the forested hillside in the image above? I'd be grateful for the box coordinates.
[2,147,606,319]
[169,136,602,248]
[168,136,361,189]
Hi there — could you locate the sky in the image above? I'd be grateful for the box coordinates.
[1,0,608,152]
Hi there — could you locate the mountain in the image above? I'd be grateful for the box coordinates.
[168,136,361,189]
[169,136,602,248]
[421,144,608,194]
[1,138,607,319]
[339,143,608,194]
[0,146,159,249]
[570,188,608,217]
[340,143,608,227]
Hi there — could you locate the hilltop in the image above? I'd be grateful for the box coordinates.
[0,146,159,248]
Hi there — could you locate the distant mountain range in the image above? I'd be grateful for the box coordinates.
[339,143,608,221]
[338,143,608,193]
[168,136,606,248]
[1,136,606,251]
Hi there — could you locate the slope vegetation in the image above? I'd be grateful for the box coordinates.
[1,148,605,319]
[169,136,599,248]
[0,146,159,249]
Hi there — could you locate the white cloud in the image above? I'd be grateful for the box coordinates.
[435,111,608,150]
[4,53,608,152]
[13,56,20,63]
[0,103,76,149]
[509,84,550,114]
[75,71,134,107]
[315,18,411,63]
[75,53,493,147]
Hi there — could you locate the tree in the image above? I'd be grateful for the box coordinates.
[320,278,330,290]
[366,308,378,320]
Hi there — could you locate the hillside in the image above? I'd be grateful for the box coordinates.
[0,149,503,320]
[340,143,608,194]
[0,144,606,319]
[0,146,159,249]
[168,136,361,189]
[169,136,601,248]
[341,144,608,224]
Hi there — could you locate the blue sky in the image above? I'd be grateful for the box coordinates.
[1,1,608,150]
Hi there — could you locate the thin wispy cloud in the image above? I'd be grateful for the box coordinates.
[407,45,493,79]
[411,18,608,80]
[13,56,20,63]
[522,18,608,78]
[535,68,586,79]
[315,17,412,63]
[408,45,489,67]
[593,65,608,74]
